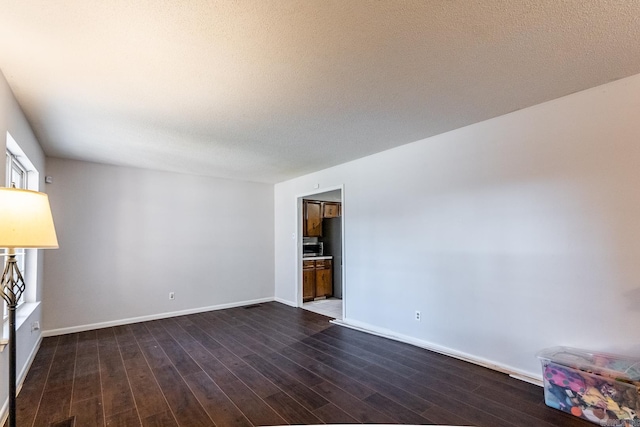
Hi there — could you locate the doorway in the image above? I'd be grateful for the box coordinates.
[298,187,344,320]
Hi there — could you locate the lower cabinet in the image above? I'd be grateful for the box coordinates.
[303,260,316,301]
[303,259,333,302]
[315,260,332,298]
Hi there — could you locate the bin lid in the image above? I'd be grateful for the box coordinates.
[537,346,640,382]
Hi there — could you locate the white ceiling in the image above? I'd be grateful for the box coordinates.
[1,1,640,183]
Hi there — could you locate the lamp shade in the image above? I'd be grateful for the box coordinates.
[0,187,58,249]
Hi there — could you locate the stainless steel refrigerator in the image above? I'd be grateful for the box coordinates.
[322,217,342,299]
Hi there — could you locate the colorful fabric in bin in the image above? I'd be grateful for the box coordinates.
[543,362,640,425]
[545,364,586,393]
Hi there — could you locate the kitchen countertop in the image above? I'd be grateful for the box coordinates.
[302,255,333,260]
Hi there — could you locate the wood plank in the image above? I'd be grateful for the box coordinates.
[46,335,77,390]
[154,337,202,376]
[31,336,76,426]
[141,411,179,427]
[98,342,136,417]
[311,380,396,424]
[119,344,171,419]
[278,345,375,399]
[128,322,155,343]
[221,360,282,399]
[312,402,360,424]
[189,315,254,358]
[300,334,376,370]
[364,392,434,424]
[210,376,287,426]
[32,385,72,426]
[156,318,197,348]
[112,325,138,347]
[263,391,324,424]
[137,341,172,370]
[105,407,141,426]
[72,352,101,402]
[14,363,51,426]
[50,416,76,427]
[243,353,329,411]
[183,371,252,427]
[422,405,474,426]
[71,396,104,427]
[149,364,213,427]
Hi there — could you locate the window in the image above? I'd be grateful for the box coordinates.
[7,150,27,189]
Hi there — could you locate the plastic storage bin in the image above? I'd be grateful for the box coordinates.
[538,346,640,425]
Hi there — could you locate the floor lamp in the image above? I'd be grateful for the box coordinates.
[0,186,58,427]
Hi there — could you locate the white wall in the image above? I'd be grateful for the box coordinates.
[43,158,274,332]
[0,69,47,421]
[275,73,640,379]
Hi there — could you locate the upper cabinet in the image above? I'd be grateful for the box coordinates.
[303,200,323,237]
[303,200,341,237]
[323,202,341,218]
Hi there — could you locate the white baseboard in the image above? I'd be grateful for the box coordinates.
[331,317,543,387]
[42,297,275,337]
[1,333,43,426]
[274,297,298,308]
[509,373,543,387]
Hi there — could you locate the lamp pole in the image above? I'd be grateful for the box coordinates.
[1,249,25,427]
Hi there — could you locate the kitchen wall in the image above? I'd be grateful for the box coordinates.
[43,158,274,333]
[307,189,341,202]
[275,73,640,379]
[0,69,47,422]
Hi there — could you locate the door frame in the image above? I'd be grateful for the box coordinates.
[295,184,346,319]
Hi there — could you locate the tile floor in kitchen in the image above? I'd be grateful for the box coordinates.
[302,297,342,320]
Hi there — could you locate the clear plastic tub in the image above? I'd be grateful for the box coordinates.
[538,346,640,383]
[537,347,640,425]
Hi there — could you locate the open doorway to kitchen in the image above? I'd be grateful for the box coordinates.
[297,187,344,320]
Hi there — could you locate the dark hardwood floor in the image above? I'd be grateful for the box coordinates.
[11,302,592,426]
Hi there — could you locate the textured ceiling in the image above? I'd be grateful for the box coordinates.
[1,1,640,183]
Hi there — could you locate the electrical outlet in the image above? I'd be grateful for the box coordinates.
[169,292,175,300]
[415,310,421,321]
[31,321,40,332]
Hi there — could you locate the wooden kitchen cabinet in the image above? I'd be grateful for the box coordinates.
[323,202,341,218]
[302,258,333,301]
[315,259,333,298]
[303,200,323,237]
[303,260,316,301]
[303,200,342,236]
